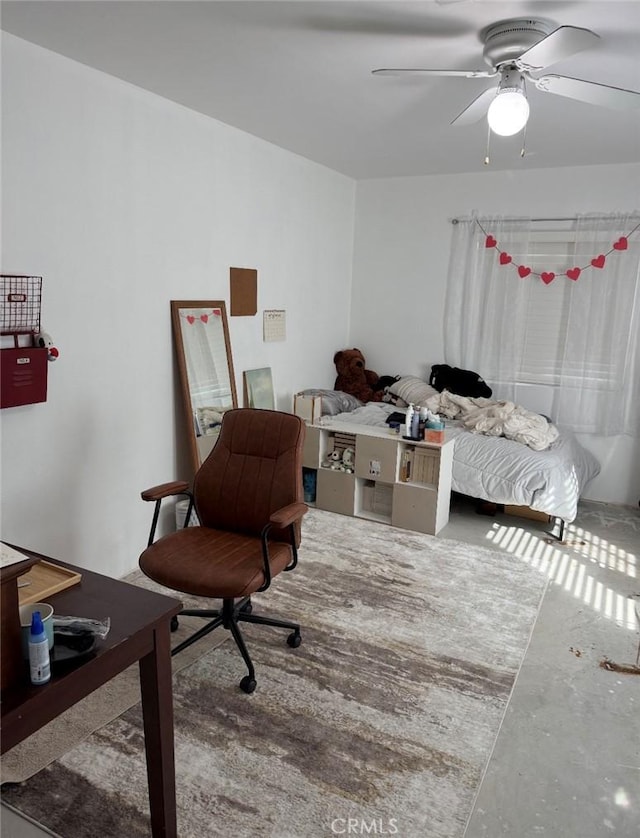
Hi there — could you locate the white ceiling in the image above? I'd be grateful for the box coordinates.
[2,0,640,179]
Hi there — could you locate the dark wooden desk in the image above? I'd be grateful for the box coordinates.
[0,547,182,838]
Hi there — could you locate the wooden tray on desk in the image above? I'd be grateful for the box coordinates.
[18,560,82,605]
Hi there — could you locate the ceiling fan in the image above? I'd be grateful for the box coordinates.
[372,18,640,136]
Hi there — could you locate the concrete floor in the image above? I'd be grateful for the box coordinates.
[2,496,639,838]
[452,497,640,838]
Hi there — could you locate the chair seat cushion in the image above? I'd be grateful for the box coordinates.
[139,526,293,599]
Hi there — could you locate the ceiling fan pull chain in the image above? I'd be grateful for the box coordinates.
[484,123,492,166]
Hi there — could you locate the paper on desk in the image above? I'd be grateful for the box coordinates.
[1,542,31,568]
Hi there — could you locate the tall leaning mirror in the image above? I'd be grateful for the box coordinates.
[171,300,238,473]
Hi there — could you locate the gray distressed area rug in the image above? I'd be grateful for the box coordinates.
[2,509,548,837]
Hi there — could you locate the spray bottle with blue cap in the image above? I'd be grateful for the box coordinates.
[28,610,51,685]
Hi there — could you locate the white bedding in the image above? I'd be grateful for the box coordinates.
[318,402,600,523]
[423,391,559,451]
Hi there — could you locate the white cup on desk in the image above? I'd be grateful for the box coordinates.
[19,602,54,659]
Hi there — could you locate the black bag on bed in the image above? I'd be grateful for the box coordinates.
[429,364,492,398]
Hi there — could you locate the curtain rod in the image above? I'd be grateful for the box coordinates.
[451,214,640,224]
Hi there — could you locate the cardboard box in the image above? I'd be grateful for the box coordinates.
[504,505,550,523]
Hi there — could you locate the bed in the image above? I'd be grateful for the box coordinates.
[298,384,600,527]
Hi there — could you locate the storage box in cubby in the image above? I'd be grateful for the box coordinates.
[302,424,323,469]
[391,482,439,535]
[354,434,398,483]
[316,468,356,516]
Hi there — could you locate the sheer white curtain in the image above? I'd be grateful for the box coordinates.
[444,213,533,405]
[444,211,640,435]
[554,213,640,435]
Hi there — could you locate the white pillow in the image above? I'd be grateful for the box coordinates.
[386,376,438,407]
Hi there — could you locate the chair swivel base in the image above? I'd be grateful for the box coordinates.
[170,597,301,693]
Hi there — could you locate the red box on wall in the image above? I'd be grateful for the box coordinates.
[1,347,48,408]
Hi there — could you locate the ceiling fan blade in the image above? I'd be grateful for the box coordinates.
[372,68,496,79]
[534,74,640,109]
[516,26,599,71]
[451,86,497,125]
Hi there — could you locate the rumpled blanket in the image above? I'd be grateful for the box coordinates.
[425,391,559,451]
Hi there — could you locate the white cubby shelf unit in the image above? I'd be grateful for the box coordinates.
[302,421,454,535]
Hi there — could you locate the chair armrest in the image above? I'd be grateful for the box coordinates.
[141,481,192,548]
[257,502,308,591]
[269,502,308,529]
[141,481,190,502]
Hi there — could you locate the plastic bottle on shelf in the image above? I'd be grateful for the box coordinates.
[28,611,51,686]
[411,407,420,439]
[418,405,428,440]
[405,403,415,437]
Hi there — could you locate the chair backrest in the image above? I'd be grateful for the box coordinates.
[193,408,305,541]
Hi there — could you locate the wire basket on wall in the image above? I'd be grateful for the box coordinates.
[1,275,42,336]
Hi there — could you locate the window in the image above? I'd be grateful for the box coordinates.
[444,213,640,435]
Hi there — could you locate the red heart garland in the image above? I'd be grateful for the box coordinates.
[479,223,633,285]
[213,308,221,316]
[186,315,195,324]
[200,314,209,323]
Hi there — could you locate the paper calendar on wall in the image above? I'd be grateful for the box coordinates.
[263,309,286,342]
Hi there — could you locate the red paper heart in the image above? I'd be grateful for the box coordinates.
[499,252,512,265]
[186,315,195,324]
[517,265,531,278]
[213,308,221,316]
[200,314,209,323]
[485,235,497,248]
[613,236,628,251]
[541,272,555,285]
[566,267,581,281]
[591,254,606,268]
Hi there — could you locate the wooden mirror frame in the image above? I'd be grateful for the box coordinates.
[171,300,237,473]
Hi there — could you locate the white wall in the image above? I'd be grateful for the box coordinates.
[0,34,355,576]
[351,163,640,506]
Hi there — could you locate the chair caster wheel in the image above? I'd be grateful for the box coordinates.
[240,600,253,615]
[287,631,302,648]
[170,616,179,632]
[240,675,257,694]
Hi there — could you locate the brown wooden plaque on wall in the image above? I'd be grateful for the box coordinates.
[230,267,257,316]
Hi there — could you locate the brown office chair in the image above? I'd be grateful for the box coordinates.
[139,408,308,693]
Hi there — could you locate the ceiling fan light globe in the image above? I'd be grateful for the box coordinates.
[487,91,530,136]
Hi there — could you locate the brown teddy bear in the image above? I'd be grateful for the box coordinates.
[333,348,385,403]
